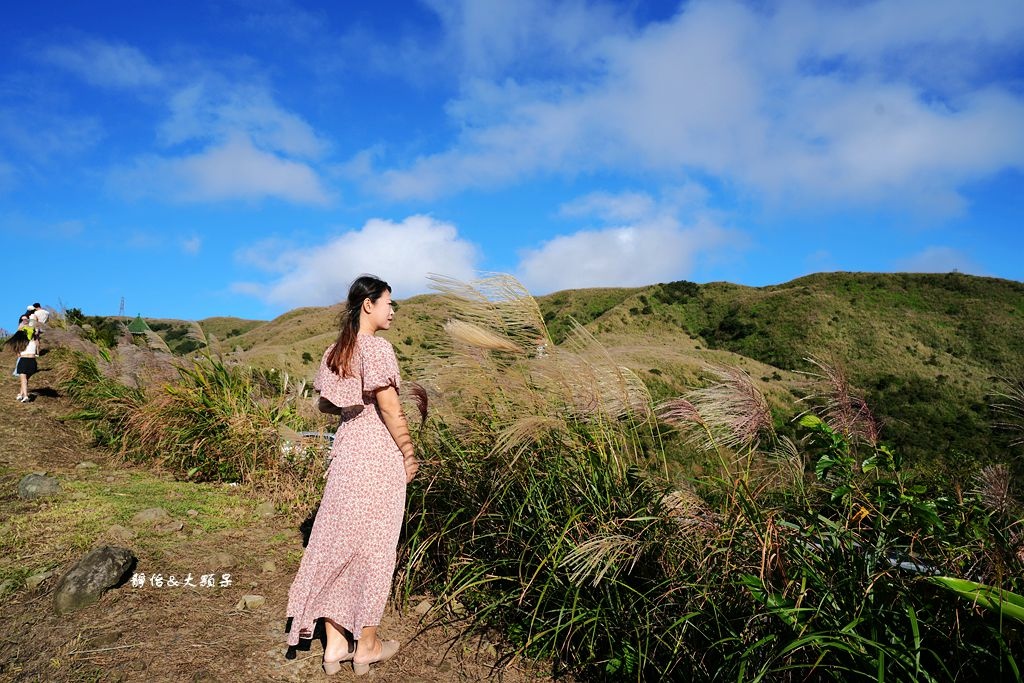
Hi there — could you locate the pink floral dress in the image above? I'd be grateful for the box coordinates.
[286,333,405,644]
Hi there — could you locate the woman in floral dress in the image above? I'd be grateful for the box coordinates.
[286,275,418,676]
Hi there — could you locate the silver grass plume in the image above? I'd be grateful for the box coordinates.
[431,273,650,424]
[429,273,548,353]
[801,356,879,446]
[143,329,172,354]
[658,364,774,453]
[538,321,652,420]
[974,464,1020,517]
[563,532,643,587]
[991,377,1024,448]
[187,321,222,358]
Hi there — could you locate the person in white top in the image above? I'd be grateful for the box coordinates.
[29,303,49,326]
[28,303,49,352]
[5,316,38,402]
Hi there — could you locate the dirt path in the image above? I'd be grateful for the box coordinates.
[0,363,547,682]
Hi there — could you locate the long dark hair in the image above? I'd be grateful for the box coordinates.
[3,328,31,354]
[324,275,391,377]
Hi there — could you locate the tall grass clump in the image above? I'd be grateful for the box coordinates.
[56,348,146,452]
[56,344,331,509]
[124,356,301,481]
[400,275,1023,681]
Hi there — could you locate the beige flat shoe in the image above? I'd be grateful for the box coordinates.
[323,647,354,675]
[353,639,399,676]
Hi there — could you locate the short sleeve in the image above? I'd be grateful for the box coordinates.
[314,345,361,406]
[361,337,401,394]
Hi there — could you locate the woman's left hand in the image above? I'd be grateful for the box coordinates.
[403,454,419,483]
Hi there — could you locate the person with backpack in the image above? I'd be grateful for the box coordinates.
[5,315,38,402]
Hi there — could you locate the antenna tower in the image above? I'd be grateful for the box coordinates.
[119,297,125,318]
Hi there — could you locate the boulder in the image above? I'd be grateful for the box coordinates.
[53,546,136,614]
[18,474,62,500]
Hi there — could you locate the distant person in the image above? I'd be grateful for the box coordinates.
[15,314,34,342]
[28,303,49,350]
[285,275,418,676]
[5,316,38,402]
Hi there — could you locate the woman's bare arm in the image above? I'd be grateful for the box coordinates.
[375,386,418,482]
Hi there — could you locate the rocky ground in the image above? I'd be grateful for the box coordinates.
[0,356,550,682]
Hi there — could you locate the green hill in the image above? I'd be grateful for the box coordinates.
[535,272,1024,473]
[80,272,1024,474]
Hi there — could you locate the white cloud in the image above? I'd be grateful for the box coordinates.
[423,0,625,79]
[42,39,163,88]
[894,246,983,274]
[234,215,480,307]
[160,83,328,159]
[111,134,331,205]
[517,215,737,293]
[181,236,202,254]
[367,1,1024,214]
[559,191,657,222]
[234,237,298,272]
[0,109,103,161]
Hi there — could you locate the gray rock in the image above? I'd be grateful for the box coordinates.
[186,509,199,517]
[131,507,170,526]
[53,546,136,614]
[209,552,236,570]
[414,599,433,615]
[26,571,54,591]
[18,474,62,500]
[76,461,98,470]
[234,594,266,610]
[261,561,276,574]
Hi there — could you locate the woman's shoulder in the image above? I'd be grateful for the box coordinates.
[358,334,395,351]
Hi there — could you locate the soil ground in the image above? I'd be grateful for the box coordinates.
[0,358,552,682]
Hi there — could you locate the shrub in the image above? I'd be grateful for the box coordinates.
[57,345,329,509]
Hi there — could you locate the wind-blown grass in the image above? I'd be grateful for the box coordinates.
[400,275,1023,681]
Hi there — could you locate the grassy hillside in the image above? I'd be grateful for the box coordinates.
[80,272,1024,473]
[536,272,1024,472]
[147,316,263,355]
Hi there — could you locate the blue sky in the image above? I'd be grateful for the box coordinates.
[1,0,1022,323]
